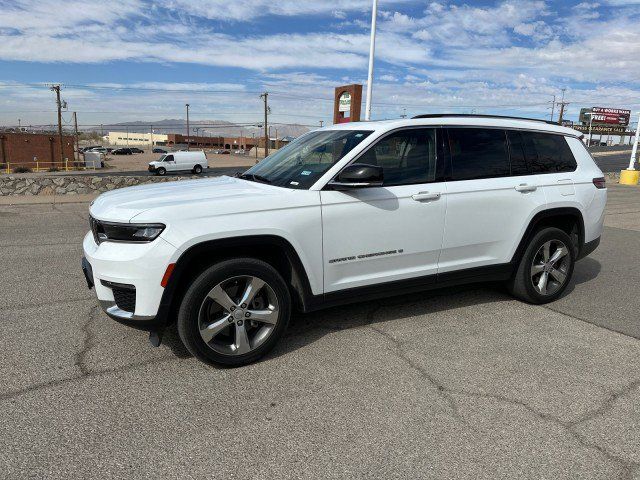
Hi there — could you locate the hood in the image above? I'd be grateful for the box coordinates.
[90,176,280,222]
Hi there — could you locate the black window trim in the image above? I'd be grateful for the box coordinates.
[324,125,446,189]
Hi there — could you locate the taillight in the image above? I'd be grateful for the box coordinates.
[592,177,606,189]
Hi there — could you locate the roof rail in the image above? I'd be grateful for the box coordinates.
[411,113,559,126]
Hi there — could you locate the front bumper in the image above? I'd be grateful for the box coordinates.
[82,231,178,329]
[148,165,156,172]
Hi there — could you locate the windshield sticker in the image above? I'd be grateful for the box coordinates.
[300,170,311,176]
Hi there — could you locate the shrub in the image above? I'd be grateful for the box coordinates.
[48,167,60,172]
[13,166,32,173]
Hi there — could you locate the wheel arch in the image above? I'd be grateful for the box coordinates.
[156,235,315,327]
[511,207,585,265]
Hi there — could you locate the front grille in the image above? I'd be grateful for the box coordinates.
[112,287,136,313]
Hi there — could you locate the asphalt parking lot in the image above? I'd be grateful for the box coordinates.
[2,185,640,479]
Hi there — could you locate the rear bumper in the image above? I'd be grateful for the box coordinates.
[578,236,600,260]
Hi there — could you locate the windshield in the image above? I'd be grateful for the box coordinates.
[242,129,373,189]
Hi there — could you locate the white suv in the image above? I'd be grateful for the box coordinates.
[82,115,606,367]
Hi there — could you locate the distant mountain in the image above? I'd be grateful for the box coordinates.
[88,119,309,138]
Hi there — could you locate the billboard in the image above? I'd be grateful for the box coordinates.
[579,107,631,126]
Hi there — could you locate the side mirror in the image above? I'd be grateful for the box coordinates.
[328,163,383,189]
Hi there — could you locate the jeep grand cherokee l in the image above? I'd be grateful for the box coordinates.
[82,115,606,367]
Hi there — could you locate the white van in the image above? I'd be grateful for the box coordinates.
[148,151,207,176]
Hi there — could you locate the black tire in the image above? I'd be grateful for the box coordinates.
[177,258,291,367]
[156,167,166,176]
[507,227,575,304]
[193,164,203,174]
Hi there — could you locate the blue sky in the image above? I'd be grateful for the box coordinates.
[0,0,639,128]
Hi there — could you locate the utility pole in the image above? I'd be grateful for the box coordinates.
[260,92,269,157]
[549,95,556,122]
[365,0,379,121]
[73,112,79,162]
[401,108,407,119]
[557,88,568,125]
[50,84,64,165]
[319,120,324,128]
[185,103,190,151]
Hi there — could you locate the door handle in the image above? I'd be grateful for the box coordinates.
[514,184,537,193]
[412,192,441,202]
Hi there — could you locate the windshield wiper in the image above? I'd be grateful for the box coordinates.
[238,173,272,184]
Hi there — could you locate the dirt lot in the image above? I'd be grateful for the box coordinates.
[104,150,260,171]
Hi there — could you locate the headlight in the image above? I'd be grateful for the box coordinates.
[90,217,165,244]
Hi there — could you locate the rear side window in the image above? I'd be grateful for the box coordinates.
[521,132,577,173]
[448,128,509,181]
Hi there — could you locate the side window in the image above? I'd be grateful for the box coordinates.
[521,132,577,173]
[448,128,509,181]
[359,128,437,186]
[164,155,174,162]
[506,130,529,176]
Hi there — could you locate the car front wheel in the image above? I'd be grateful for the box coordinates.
[156,167,166,176]
[508,227,575,304]
[177,258,291,367]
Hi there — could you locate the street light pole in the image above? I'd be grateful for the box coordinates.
[364,0,378,121]
[588,112,594,147]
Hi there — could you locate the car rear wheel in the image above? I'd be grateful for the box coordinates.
[177,258,291,367]
[508,227,575,304]
[156,167,166,176]
[193,164,203,174]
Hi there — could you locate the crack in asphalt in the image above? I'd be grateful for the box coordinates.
[367,319,640,479]
[1,304,181,402]
[363,302,640,478]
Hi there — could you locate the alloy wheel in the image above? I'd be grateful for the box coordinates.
[530,240,571,296]
[198,275,279,355]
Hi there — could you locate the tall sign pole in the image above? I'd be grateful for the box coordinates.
[364,0,378,121]
[185,103,190,151]
[628,113,640,171]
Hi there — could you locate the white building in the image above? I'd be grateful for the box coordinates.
[106,131,169,146]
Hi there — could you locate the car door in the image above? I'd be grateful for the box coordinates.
[163,154,177,171]
[320,127,447,293]
[438,127,547,274]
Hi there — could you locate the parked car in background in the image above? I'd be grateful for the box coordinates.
[220,150,230,155]
[130,147,144,154]
[81,145,102,153]
[112,148,133,155]
[153,148,168,153]
[89,147,109,154]
[148,151,207,175]
[234,149,246,154]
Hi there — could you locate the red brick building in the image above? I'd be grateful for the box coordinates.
[167,134,259,150]
[0,132,75,168]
